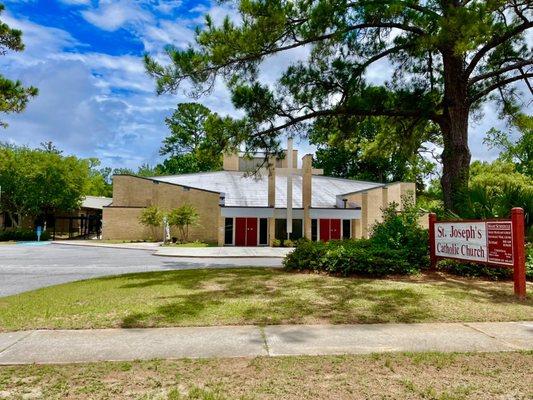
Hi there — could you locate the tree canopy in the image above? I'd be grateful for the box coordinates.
[484,112,532,177]
[146,0,532,212]
[158,103,222,174]
[0,4,37,127]
[0,144,105,226]
[310,114,437,188]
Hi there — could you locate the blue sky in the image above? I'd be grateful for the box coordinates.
[0,0,528,170]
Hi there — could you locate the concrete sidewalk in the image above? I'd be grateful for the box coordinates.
[154,246,292,258]
[0,321,531,365]
[52,241,161,251]
[53,241,292,258]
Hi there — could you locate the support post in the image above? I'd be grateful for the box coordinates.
[286,137,293,240]
[428,213,437,270]
[511,207,526,299]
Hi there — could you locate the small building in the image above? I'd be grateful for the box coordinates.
[103,149,416,245]
[0,195,112,239]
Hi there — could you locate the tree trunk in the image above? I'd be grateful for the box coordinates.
[440,50,471,212]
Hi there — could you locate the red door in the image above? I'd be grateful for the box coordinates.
[319,219,341,241]
[319,219,330,242]
[246,218,257,246]
[330,219,341,240]
[235,218,247,246]
[235,217,258,246]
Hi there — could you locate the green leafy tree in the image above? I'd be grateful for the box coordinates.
[145,0,532,212]
[459,160,533,224]
[167,204,200,242]
[0,145,90,226]
[158,103,222,174]
[0,4,38,127]
[138,205,164,240]
[86,159,113,197]
[484,113,532,177]
[310,116,437,187]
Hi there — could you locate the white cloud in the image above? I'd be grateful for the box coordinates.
[141,19,196,52]
[81,0,152,31]
[2,12,78,63]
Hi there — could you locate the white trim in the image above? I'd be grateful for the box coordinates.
[273,209,304,219]
[310,208,361,219]
[221,207,274,218]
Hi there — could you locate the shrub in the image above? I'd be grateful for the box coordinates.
[167,204,200,242]
[284,196,429,276]
[271,239,281,247]
[0,228,51,241]
[284,239,327,271]
[527,244,533,280]
[138,206,164,241]
[436,244,532,281]
[371,197,429,267]
[283,239,421,276]
[436,259,512,280]
[283,239,296,247]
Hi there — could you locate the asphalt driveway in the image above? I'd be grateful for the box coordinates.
[0,243,282,297]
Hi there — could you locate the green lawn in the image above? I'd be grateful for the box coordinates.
[0,269,531,331]
[0,352,531,399]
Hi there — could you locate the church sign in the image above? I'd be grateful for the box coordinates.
[429,208,526,299]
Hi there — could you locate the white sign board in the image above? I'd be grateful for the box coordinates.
[434,222,488,263]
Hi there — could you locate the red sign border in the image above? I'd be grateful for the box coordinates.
[429,208,526,299]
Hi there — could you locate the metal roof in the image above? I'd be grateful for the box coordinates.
[82,196,113,210]
[152,171,383,208]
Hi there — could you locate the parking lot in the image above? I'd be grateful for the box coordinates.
[0,243,282,296]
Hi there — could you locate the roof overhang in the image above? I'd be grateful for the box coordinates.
[309,208,361,219]
[221,207,274,218]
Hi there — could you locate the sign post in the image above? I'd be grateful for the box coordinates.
[511,208,526,299]
[429,208,526,299]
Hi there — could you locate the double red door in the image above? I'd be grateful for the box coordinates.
[235,218,258,246]
[319,219,341,242]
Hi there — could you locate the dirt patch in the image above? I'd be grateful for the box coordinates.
[0,352,531,399]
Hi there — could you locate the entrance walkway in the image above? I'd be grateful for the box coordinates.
[0,321,530,364]
[52,241,292,258]
[155,246,292,258]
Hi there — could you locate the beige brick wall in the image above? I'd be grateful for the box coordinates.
[103,175,221,242]
[344,182,417,239]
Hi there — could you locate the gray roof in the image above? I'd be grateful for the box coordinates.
[153,171,383,208]
[82,196,113,210]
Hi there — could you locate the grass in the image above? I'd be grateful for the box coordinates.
[0,269,531,331]
[0,352,531,399]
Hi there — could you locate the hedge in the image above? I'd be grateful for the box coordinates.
[0,228,51,242]
[283,238,428,276]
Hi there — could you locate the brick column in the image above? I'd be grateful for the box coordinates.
[361,192,369,238]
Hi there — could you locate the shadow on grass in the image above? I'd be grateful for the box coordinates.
[114,269,440,328]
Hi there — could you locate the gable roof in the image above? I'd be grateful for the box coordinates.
[152,171,384,208]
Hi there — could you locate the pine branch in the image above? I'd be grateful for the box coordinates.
[466,21,533,77]
[470,72,533,104]
[468,60,533,85]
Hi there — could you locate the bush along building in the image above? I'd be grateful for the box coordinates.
[102,142,416,245]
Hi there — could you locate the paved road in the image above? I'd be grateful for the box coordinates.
[0,321,531,364]
[0,243,282,297]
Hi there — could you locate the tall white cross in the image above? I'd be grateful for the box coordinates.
[286,137,293,239]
